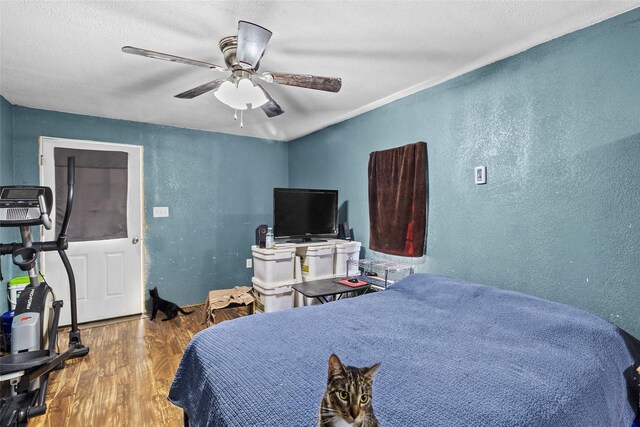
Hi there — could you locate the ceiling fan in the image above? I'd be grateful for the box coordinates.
[122,21,342,126]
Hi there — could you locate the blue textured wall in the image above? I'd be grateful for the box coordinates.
[0,96,15,313]
[290,10,640,337]
[10,106,289,310]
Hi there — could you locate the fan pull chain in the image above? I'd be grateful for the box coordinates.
[232,109,244,128]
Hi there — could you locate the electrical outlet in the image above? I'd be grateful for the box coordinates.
[153,207,169,217]
[246,259,252,269]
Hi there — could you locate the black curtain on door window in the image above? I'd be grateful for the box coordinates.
[368,141,428,257]
[54,148,128,242]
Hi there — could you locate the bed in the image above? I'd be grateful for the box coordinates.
[169,274,640,426]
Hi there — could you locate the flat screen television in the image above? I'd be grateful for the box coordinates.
[273,188,338,242]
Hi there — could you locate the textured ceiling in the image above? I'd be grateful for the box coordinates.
[1,1,638,141]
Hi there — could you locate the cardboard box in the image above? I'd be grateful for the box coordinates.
[204,286,254,326]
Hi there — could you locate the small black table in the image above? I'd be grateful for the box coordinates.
[293,278,370,304]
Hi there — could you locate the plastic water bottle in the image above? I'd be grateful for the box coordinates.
[266,227,274,249]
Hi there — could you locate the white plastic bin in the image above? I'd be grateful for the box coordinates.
[252,277,294,313]
[296,245,335,281]
[294,289,325,307]
[252,245,296,285]
[334,241,362,277]
[292,256,319,307]
[294,290,322,307]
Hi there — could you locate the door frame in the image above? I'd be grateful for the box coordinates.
[38,136,145,321]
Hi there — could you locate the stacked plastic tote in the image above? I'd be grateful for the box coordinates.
[251,240,361,313]
[251,246,297,313]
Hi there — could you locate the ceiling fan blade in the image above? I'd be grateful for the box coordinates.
[266,72,342,93]
[122,46,225,71]
[236,21,272,69]
[175,79,225,99]
[256,85,284,118]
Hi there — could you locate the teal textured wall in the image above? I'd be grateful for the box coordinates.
[10,106,289,310]
[290,10,640,337]
[0,96,15,313]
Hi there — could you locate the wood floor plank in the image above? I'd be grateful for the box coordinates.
[22,303,250,426]
[2,303,249,426]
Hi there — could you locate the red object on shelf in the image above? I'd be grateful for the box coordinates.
[337,279,368,287]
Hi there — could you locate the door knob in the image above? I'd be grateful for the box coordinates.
[132,237,139,244]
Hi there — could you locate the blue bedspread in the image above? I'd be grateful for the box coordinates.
[169,274,640,426]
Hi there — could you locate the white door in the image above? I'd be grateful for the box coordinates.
[39,136,143,325]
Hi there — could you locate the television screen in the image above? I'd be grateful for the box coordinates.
[273,188,338,241]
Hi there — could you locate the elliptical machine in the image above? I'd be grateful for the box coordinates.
[0,156,89,426]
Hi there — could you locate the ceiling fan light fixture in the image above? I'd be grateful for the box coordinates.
[214,78,268,110]
[214,80,243,109]
[237,78,268,108]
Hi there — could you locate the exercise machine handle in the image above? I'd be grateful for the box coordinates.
[56,156,75,248]
[38,194,53,230]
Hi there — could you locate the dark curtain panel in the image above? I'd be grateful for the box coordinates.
[54,148,128,242]
[368,142,428,257]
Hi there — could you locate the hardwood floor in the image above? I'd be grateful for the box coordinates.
[21,304,244,426]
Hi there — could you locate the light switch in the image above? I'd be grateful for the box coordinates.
[474,166,487,185]
[153,207,169,218]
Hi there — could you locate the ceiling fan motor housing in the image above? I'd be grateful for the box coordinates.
[219,36,244,71]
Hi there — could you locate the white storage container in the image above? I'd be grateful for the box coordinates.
[296,245,335,281]
[252,245,296,285]
[294,290,323,307]
[334,241,362,277]
[252,277,295,313]
[293,255,319,306]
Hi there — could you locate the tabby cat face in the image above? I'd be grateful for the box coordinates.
[321,354,380,425]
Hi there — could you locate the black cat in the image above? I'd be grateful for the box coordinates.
[149,287,194,321]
